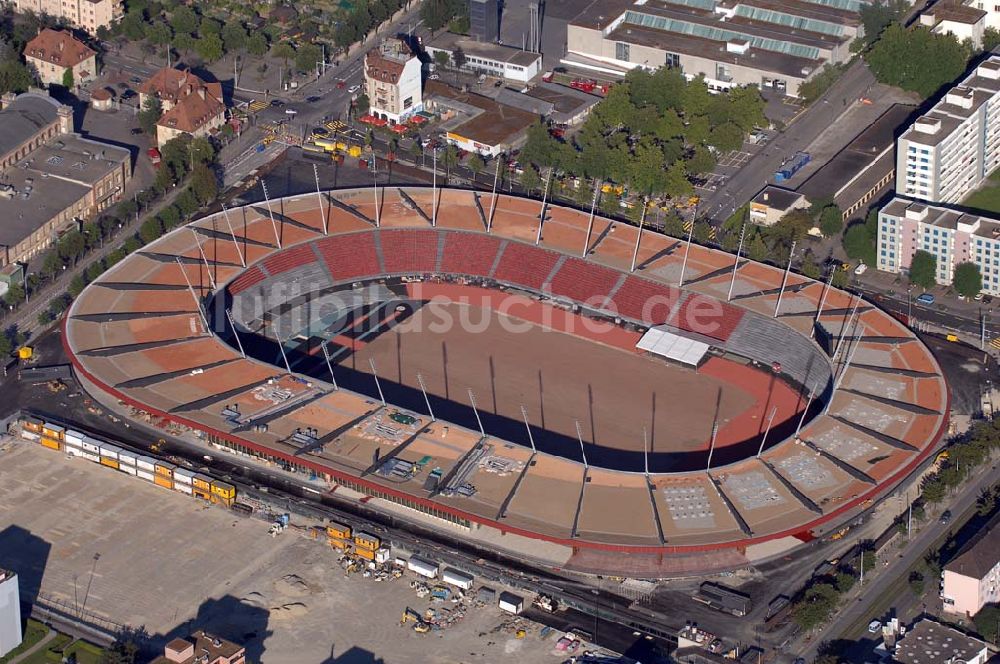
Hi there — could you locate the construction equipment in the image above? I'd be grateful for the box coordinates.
[150,438,164,453]
[515,629,527,639]
[402,607,431,633]
[18,346,33,360]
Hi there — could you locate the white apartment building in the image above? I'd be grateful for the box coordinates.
[896,56,1000,204]
[877,196,1000,294]
[14,0,123,35]
[0,570,21,658]
[363,39,422,125]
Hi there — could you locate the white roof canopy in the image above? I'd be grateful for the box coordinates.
[636,326,710,366]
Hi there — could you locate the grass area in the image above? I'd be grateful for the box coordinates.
[0,619,49,663]
[962,169,1000,216]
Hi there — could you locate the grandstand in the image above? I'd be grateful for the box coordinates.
[64,186,949,575]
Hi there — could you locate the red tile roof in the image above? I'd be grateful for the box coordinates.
[158,87,225,133]
[24,29,95,68]
[139,67,223,107]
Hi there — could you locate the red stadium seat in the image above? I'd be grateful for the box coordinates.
[494,242,560,291]
[314,233,380,280]
[228,265,266,294]
[610,276,681,323]
[673,294,744,342]
[549,257,620,306]
[380,229,439,274]
[441,233,502,276]
[261,243,317,277]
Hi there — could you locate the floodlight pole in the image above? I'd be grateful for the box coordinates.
[520,404,536,454]
[313,163,328,235]
[678,216,695,288]
[175,257,210,332]
[260,180,282,248]
[833,322,863,394]
[831,294,860,363]
[272,323,292,374]
[812,268,837,337]
[582,179,601,258]
[794,388,816,439]
[535,167,554,245]
[369,357,386,405]
[575,419,588,468]
[774,240,796,318]
[431,148,439,227]
[487,157,501,233]
[630,198,647,273]
[643,426,650,477]
[706,423,719,471]
[321,341,339,390]
[221,204,246,268]
[728,223,747,302]
[224,309,246,357]
[756,406,779,458]
[370,155,381,227]
[468,388,485,438]
[417,372,435,422]
[190,229,217,290]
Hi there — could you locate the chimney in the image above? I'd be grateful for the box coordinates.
[57,104,73,134]
[187,84,193,96]
[197,87,205,100]
[58,39,65,52]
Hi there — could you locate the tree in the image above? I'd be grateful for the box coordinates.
[271,41,295,68]
[954,262,982,299]
[3,284,25,309]
[451,46,466,71]
[171,5,198,35]
[421,0,465,32]
[842,223,876,266]
[61,67,74,90]
[973,604,1000,643]
[120,11,147,41]
[188,136,216,166]
[246,32,268,57]
[986,27,1000,52]
[834,571,856,593]
[708,122,745,153]
[433,50,449,71]
[819,205,843,238]
[199,16,222,36]
[860,0,907,45]
[686,147,716,176]
[922,474,947,503]
[0,59,36,95]
[145,20,172,46]
[866,25,972,99]
[176,188,199,216]
[139,217,163,244]
[137,96,163,135]
[196,33,224,63]
[59,230,86,265]
[68,274,87,297]
[801,253,821,280]
[908,570,925,597]
[747,232,769,263]
[467,154,485,174]
[792,583,839,631]
[295,43,322,74]
[222,21,248,52]
[42,251,64,278]
[520,165,541,194]
[909,250,937,289]
[191,164,217,205]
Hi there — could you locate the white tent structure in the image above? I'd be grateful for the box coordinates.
[636,326,710,367]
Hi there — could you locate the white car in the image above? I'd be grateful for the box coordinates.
[348,84,360,94]
[868,620,882,633]
[284,108,297,116]
[854,263,868,276]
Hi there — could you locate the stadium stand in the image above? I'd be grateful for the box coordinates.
[228,266,267,295]
[262,243,318,277]
[440,232,502,276]
[673,294,744,342]
[494,241,560,290]
[549,257,621,305]
[610,276,682,323]
[725,316,831,395]
[315,232,379,280]
[379,229,440,274]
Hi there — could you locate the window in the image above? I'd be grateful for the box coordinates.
[666,52,680,68]
[616,42,630,62]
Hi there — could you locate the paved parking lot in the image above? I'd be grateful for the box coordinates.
[0,441,592,664]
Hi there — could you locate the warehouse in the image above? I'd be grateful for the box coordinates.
[424,81,536,157]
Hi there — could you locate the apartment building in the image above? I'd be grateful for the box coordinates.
[152,631,245,664]
[895,56,1000,205]
[564,0,861,97]
[875,196,1000,293]
[0,570,20,658]
[942,516,1000,617]
[138,68,226,147]
[23,29,97,88]
[14,0,123,36]
[364,39,422,125]
[0,91,131,267]
[894,620,988,664]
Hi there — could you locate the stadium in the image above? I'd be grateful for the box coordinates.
[63,186,949,575]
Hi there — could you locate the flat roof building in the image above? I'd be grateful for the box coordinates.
[0,569,21,658]
[564,0,861,97]
[749,186,808,226]
[426,32,543,83]
[0,91,131,267]
[896,56,1000,205]
[943,513,1000,618]
[425,80,537,157]
[894,620,988,664]
[151,630,245,664]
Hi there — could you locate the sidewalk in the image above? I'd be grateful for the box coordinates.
[7,628,55,664]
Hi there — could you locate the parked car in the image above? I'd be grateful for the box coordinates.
[940,510,952,524]
[916,293,936,305]
[868,620,882,633]
[348,84,360,94]
[284,108,298,115]
[306,95,321,103]
[130,128,143,135]
[270,99,285,108]
[854,263,868,276]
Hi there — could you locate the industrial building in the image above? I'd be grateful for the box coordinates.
[895,56,1000,205]
[152,631,245,664]
[563,0,862,97]
[0,569,21,658]
[13,0,122,35]
[425,80,536,156]
[749,186,808,226]
[363,39,423,125]
[874,197,1000,293]
[23,29,97,88]
[425,32,543,83]
[942,514,1000,618]
[0,91,131,267]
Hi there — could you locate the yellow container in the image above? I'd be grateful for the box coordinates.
[210,494,234,507]
[329,538,350,550]
[327,522,352,540]
[210,480,236,499]
[100,457,120,470]
[192,475,212,491]
[42,426,64,441]
[335,141,348,151]
[194,488,211,501]
[40,437,61,450]
[23,418,43,433]
[354,531,380,550]
[153,475,174,490]
[348,145,362,158]
[154,463,175,478]
[17,346,32,360]
[355,546,376,561]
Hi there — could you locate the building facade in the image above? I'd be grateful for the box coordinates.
[0,570,21,659]
[469,0,500,42]
[564,0,861,97]
[152,631,245,664]
[426,33,543,83]
[875,196,1000,294]
[942,517,1000,617]
[0,91,131,267]
[749,186,809,226]
[895,56,1000,204]
[364,40,422,125]
[895,620,988,664]
[14,0,123,35]
[24,29,97,88]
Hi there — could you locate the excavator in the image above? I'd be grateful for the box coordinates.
[401,607,431,633]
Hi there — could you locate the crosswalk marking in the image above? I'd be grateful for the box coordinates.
[248,100,268,113]
[325,120,347,132]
